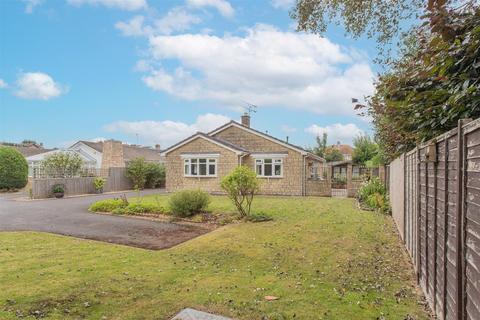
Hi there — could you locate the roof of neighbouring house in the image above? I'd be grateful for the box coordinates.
[77,140,163,162]
[329,144,354,155]
[0,142,54,157]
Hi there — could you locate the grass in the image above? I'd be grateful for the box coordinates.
[0,195,429,320]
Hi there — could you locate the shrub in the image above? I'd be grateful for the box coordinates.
[126,158,148,189]
[125,202,164,214]
[52,184,65,193]
[93,177,106,191]
[89,199,127,212]
[40,152,83,178]
[245,212,273,222]
[0,146,28,190]
[168,190,210,217]
[357,177,390,214]
[145,163,165,188]
[221,166,259,217]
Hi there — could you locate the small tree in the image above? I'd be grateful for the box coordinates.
[310,132,328,158]
[221,166,260,217]
[126,157,148,189]
[324,148,344,162]
[352,135,378,165]
[0,146,28,190]
[41,152,83,178]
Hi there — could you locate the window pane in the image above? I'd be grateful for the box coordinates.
[208,159,216,163]
[264,159,272,164]
[274,164,281,176]
[199,158,207,163]
[256,164,262,175]
[274,159,282,163]
[191,159,197,163]
[256,159,262,164]
[264,164,272,176]
[199,163,207,175]
[184,164,189,175]
[209,164,216,175]
[191,163,197,175]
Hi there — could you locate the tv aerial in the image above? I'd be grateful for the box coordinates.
[243,100,258,116]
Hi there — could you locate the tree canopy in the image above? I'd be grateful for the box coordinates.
[361,6,480,159]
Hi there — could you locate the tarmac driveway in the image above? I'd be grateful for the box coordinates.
[0,190,212,250]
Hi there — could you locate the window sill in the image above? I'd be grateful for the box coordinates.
[184,175,218,178]
[257,176,283,179]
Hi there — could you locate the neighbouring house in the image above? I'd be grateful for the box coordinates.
[327,142,354,161]
[0,141,54,158]
[26,140,164,177]
[161,113,328,196]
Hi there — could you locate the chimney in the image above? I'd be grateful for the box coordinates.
[101,139,125,170]
[155,144,161,150]
[286,136,289,143]
[241,112,250,127]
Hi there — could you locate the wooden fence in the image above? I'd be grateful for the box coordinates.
[31,167,134,199]
[389,118,480,320]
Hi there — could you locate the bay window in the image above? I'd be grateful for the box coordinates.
[184,157,217,177]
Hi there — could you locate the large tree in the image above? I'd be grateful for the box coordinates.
[291,0,475,61]
[362,6,480,159]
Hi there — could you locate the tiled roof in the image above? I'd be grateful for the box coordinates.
[161,132,248,155]
[78,141,162,161]
[0,143,54,157]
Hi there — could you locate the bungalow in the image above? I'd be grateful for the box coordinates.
[161,114,329,196]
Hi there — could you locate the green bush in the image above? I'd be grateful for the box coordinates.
[124,202,164,215]
[89,199,127,212]
[40,152,83,178]
[145,163,165,188]
[245,212,273,222]
[126,158,148,189]
[220,166,259,217]
[357,177,390,214]
[52,184,65,193]
[168,190,210,217]
[0,146,28,190]
[93,177,106,191]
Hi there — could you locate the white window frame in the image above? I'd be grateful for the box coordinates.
[255,158,283,178]
[183,157,218,177]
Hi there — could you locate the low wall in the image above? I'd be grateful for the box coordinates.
[305,179,331,196]
[31,167,134,199]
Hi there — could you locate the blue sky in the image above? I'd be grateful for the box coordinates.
[0,0,378,149]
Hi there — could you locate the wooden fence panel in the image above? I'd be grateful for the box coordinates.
[389,118,480,320]
[389,155,405,239]
[464,121,480,320]
[32,167,135,198]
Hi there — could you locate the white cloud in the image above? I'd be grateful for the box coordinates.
[186,0,234,17]
[140,24,374,116]
[281,125,297,134]
[115,8,201,37]
[305,123,364,145]
[67,0,147,11]
[0,79,7,89]
[115,15,147,37]
[271,0,295,9]
[14,72,66,100]
[104,113,230,147]
[23,0,42,13]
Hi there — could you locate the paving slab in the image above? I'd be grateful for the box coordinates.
[171,308,232,320]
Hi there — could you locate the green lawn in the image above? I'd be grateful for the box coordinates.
[0,195,429,320]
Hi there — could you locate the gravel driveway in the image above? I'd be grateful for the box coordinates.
[0,190,212,250]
